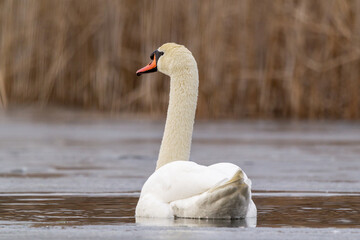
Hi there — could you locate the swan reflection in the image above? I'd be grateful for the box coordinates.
[136,217,257,228]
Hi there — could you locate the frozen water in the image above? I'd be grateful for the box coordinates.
[0,108,359,239]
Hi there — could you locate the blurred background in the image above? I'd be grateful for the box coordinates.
[0,0,359,119]
[1,1,360,232]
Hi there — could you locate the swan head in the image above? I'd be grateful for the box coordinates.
[136,43,197,77]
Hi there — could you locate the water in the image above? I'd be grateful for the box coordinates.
[0,109,360,239]
[1,192,359,228]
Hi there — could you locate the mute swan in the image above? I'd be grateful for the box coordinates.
[135,43,257,219]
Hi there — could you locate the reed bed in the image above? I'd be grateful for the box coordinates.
[0,0,359,119]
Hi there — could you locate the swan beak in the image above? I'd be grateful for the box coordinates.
[136,56,157,76]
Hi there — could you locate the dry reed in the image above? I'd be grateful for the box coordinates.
[0,0,359,119]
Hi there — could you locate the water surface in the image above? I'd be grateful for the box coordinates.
[1,109,360,239]
[1,192,359,228]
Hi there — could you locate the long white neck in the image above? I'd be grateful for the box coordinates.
[156,67,199,170]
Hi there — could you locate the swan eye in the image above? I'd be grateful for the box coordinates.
[150,50,164,61]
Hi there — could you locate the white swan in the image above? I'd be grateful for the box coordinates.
[135,43,257,219]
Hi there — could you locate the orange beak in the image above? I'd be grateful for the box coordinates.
[136,55,158,76]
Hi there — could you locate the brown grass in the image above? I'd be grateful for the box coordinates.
[0,0,359,119]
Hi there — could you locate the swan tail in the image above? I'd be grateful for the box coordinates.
[208,169,245,193]
[171,169,251,219]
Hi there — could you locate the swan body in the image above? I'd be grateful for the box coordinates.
[136,161,257,219]
[135,43,257,219]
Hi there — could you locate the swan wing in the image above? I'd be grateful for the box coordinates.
[171,168,250,219]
